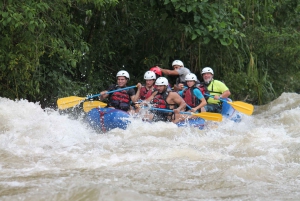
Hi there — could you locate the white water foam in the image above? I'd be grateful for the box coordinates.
[0,94,300,200]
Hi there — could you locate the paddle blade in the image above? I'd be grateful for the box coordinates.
[192,112,223,122]
[228,101,254,115]
[57,96,86,110]
[83,101,107,112]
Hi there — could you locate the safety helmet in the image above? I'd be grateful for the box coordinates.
[116,70,130,79]
[172,60,184,67]
[155,77,169,86]
[144,71,156,80]
[185,73,197,81]
[150,66,162,76]
[201,67,214,75]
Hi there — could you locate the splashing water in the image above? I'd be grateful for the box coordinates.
[0,93,300,200]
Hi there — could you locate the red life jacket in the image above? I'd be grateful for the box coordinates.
[140,86,155,100]
[109,86,131,111]
[110,90,130,103]
[151,91,169,109]
[198,83,209,97]
[150,91,178,121]
[182,87,199,108]
[182,83,209,108]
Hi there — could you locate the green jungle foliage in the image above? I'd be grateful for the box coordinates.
[0,0,299,107]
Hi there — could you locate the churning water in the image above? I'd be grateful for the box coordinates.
[0,92,300,200]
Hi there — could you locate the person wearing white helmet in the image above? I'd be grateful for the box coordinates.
[99,70,139,112]
[158,60,196,91]
[143,77,186,123]
[178,73,207,113]
[201,67,231,113]
[135,71,157,101]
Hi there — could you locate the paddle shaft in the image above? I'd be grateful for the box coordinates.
[87,85,137,99]
[149,107,222,121]
[150,108,193,115]
[205,93,227,102]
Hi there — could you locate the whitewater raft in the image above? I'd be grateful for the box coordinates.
[85,101,241,132]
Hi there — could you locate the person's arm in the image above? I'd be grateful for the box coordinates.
[192,89,207,112]
[139,90,158,108]
[99,84,116,100]
[173,67,190,91]
[132,83,142,102]
[219,90,231,99]
[145,91,157,102]
[211,81,231,100]
[99,91,109,100]
[171,92,186,111]
[160,68,179,76]
[194,98,207,112]
[213,89,231,100]
[173,83,184,92]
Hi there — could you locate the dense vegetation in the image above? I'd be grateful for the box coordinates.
[1,0,299,108]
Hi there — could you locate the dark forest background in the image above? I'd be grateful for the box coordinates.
[1,0,300,108]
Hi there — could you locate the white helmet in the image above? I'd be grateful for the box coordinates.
[185,73,197,81]
[116,70,130,79]
[144,71,156,80]
[155,77,169,86]
[201,67,214,75]
[172,60,184,67]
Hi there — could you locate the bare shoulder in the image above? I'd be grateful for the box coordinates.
[168,91,181,98]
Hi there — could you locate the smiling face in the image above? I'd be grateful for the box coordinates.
[202,73,213,83]
[186,80,195,87]
[117,76,128,87]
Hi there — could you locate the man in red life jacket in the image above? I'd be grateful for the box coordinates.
[178,73,207,113]
[144,77,186,123]
[99,70,139,112]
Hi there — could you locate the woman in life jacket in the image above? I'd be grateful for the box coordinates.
[134,71,157,112]
[99,70,138,112]
[144,77,186,123]
[136,71,157,101]
[201,67,231,113]
[178,73,207,113]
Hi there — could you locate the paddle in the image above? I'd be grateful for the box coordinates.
[205,94,254,115]
[150,108,222,122]
[83,101,107,112]
[57,85,137,110]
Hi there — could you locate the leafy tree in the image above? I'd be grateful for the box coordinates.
[1,0,299,107]
[0,0,117,107]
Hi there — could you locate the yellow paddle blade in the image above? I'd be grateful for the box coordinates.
[228,101,254,115]
[57,96,86,110]
[83,101,107,112]
[191,112,223,122]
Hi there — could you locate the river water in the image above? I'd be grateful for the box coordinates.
[1,92,300,200]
